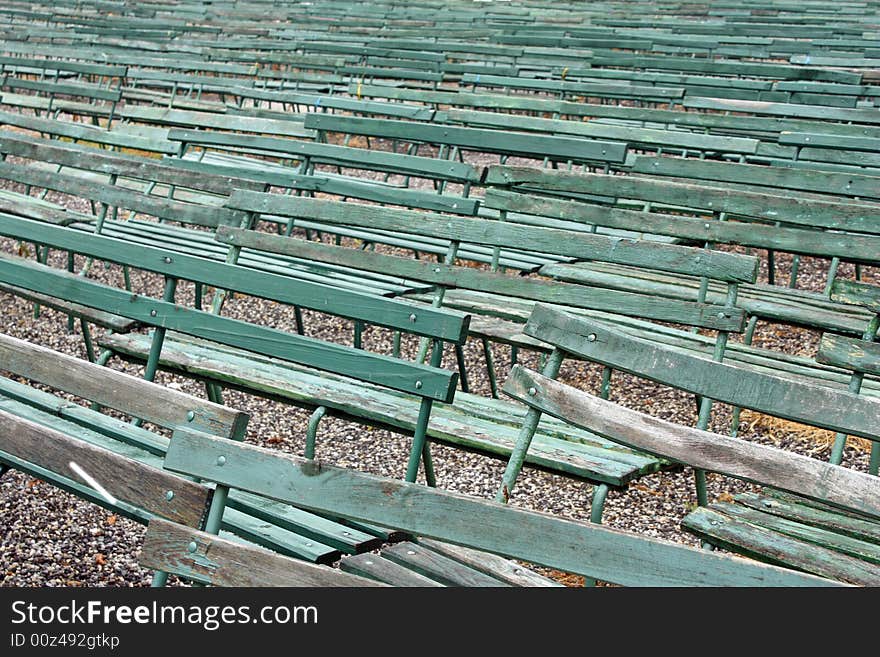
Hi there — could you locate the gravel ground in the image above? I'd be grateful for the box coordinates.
[0,124,876,587]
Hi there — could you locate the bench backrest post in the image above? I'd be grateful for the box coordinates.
[495,347,565,503]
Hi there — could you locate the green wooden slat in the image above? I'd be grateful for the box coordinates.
[818,334,880,375]
[682,506,880,585]
[162,429,838,587]
[830,278,880,313]
[485,189,880,261]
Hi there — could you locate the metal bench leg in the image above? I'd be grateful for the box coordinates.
[454,343,470,393]
[304,406,327,460]
[583,483,610,587]
[482,338,498,399]
[0,464,8,479]
[406,398,434,484]
[392,331,402,358]
[80,319,96,363]
[870,442,879,477]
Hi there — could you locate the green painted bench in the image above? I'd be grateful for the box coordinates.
[0,214,669,519]
[501,303,880,585]
[139,427,837,587]
[0,333,541,586]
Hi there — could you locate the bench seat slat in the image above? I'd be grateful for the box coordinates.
[381,542,511,587]
[682,507,880,586]
[140,519,380,587]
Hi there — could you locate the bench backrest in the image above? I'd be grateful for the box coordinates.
[0,215,466,402]
[303,114,629,165]
[223,191,757,331]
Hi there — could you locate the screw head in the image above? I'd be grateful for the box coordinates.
[587,333,597,342]
[163,256,172,264]
[216,456,227,466]
[150,310,157,317]
[717,312,726,319]
[165,490,175,501]
[186,410,195,422]
[528,387,537,396]
[415,381,423,389]
[187,541,198,553]
[409,313,417,322]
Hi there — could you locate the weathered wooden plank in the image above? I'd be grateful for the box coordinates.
[340,553,443,586]
[219,507,339,564]
[629,156,880,202]
[0,215,470,344]
[216,228,745,331]
[830,278,880,313]
[169,128,480,182]
[161,430,838,586]
[0,409,211,527]
[521,305,880,443]
[0,133,264,195]
[0,282,138,332]
[382,542,510,586]
[682,507,880,586]
[503,366,880,520]
[0,162,244,228]
[226,192,757,283]
[737,492,880,545]
[711,502,880,564]
[101,331,657,487]
[0,254,458,402]
[0,332,248,439]
[416,538,562,586]
[140,519,385,587]
[818,334,880,375]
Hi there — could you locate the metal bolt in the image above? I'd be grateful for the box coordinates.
[409,313,417,322]
[415,381,423,389]
[187,541,198,554]
[587,333,597,342]
[342,531,351,536]
[186,411,195,422]
[434,267,441,273]
[704,223,710,229]
[528,387,537,396]
[165,490,175,501]
[216,456,227,466]
[694,256,701,263]
[717,312,726,319]
[150,310,157,317]
[163,256,172,264]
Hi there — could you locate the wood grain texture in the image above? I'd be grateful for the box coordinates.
[817,333,880,375]
[484,165,880,234]
[382,542,510,587]
[0,332,248,439]
[140,519,385,587]
[683,507,880,586]
[830,278,880,313]
[503,367,880,520]
[417,538,562,586]
[162,430,839,586]
[521,305,880,441]
[0,409,211,526]
[340,553,444,586]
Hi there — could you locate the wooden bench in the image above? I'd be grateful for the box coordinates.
[0,213,668,519]
[501,303,880,585]
[138,427,837,586]
[0,334,522,586]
